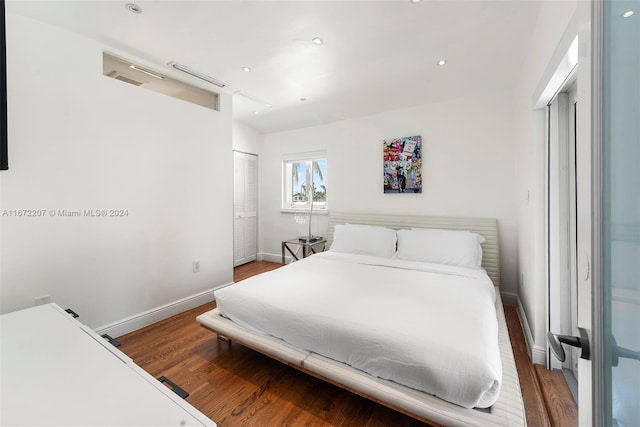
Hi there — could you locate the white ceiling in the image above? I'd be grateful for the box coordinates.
[7,0,541,134]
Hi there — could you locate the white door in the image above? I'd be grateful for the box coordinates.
[547,7,596,424]
[549,5,596,424]
[233,151,257,267]
[552,3,640,425]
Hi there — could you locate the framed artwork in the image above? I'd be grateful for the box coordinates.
[383,135,421,193]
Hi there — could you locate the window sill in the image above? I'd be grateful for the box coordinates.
[280,208,329,215]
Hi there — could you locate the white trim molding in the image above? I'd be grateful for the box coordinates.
[500,291,518,306]
[517,296,547,365]
[258,252,288,264]
[94,283,231,338]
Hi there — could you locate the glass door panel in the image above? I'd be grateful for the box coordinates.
[602,1,640,425]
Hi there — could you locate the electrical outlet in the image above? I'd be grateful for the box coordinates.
[193,260,200,273]
[34,295,51,306]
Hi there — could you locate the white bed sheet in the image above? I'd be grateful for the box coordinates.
[214,251,502,409]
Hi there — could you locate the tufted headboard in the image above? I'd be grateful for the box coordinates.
[326,212,501,287]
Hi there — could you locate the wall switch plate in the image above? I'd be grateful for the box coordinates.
[35,295,51,306]
[193,260,200,273]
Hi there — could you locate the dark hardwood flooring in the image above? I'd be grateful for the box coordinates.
[117,261,577,426]
[504,302,577,427]
[534,365,578,427]
[233,260,281,282]
[504,303,550,426]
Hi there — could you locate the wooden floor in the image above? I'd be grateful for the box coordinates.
[117,261,577,427]
[534,365,578,427]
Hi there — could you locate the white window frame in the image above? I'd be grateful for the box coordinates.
[281,151,328,213]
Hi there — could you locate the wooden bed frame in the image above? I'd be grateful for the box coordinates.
[197,212,526,426]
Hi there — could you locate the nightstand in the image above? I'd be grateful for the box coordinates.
[281,237,327,264]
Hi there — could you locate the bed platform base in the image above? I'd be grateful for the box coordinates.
[216,335,230,343]
[197,293,526,427]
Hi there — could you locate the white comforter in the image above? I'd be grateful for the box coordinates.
[214,251,502,409]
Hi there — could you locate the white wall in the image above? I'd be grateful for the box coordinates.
[232,120,261,155]
[513,0,579,362]
[0,14,234,331]
[259,90,519,297]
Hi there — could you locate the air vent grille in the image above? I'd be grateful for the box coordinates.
[107,71,143,86]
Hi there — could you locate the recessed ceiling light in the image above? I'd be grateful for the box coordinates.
[410,0,422,3]
[437,59,447,66]
[623,10,634,17]
[242,66,251,72]
[125,3,142,14]
[265,103,273,108]
[254,111,259,115]
[312,37,324,45]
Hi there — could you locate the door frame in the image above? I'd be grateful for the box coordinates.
[547,81,579,374]
[547,89,572,371]
[589,0,604,424]
[567,83,579,380]
[538,35,580,375]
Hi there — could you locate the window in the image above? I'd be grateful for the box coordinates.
[282,152,327,212]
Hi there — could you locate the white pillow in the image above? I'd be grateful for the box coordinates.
[396,228,485,269]
[330,224,397,258]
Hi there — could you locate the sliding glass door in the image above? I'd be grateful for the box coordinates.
[601,1,639,425]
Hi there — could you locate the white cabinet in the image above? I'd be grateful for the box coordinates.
[0,303,216,427]
[233,151,258,267]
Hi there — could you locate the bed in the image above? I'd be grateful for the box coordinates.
[197,212,526,426]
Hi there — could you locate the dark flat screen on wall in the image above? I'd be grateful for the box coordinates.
[1,0,7,170]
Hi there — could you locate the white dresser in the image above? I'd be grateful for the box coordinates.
[0,303,216,426]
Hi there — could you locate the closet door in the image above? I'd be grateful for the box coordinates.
[233,151,257,267]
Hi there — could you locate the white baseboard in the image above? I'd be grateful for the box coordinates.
[95,283,232,338]
[500,291,517,306]
[532,344,547,364]
[258,252,289,264]
[516,296,547,365]
[532,346,547,365]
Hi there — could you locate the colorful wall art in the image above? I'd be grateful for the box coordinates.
[383,135,422,193]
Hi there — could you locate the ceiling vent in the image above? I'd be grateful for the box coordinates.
[103,52,220,111]
[107,71,144,86]
[168,62,227,88]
